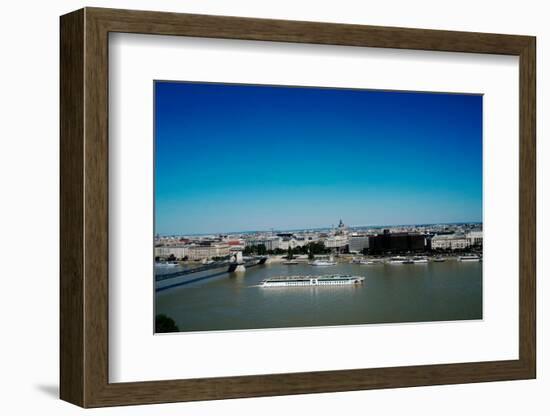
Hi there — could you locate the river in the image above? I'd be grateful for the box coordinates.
[155,260,482,332]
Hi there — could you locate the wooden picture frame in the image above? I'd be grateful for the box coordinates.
[60,7,536,408]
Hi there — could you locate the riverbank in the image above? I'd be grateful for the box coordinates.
[260,253,482,264]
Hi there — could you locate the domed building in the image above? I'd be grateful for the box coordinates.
[335,219,348,236]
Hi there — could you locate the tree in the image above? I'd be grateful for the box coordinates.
[287,246,294,259]
[244,244,267,256]
[294,245,308,255]
[256,244,267,256]
[307,241,328,255]
[155,314,179,333]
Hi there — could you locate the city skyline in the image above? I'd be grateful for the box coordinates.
[155,81,483,235]
[156,220,482,238]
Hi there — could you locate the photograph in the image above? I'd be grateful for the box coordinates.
[153,81,483,333]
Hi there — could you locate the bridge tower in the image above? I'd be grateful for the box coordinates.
[230,250,246,272]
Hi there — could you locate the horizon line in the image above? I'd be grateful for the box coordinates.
[156,220,482,237]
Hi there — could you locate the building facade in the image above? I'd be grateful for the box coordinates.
[466,231,483,247]
[368,232,426,254]
[187,243,230,260]
[245,237,281,251]
[324,235,349,249]
[430,234,470,250]
[154,246,188,260]
[348,235,370,253]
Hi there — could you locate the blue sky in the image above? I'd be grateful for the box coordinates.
[155,81,482,235]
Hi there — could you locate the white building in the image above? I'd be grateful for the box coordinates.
[154,246,188,259]
[187,244,230,260]
[301,233,320,244]
[278,238,296,251]
[431,234,470,250]
[292,237,308,247]
[245,237,281,251]
[324,235,348,249]
[467,231,483,246]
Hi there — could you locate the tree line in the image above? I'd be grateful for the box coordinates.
[243,241,331,259]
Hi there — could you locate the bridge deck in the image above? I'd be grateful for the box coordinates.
[155,258,267,292]
[155,262,228,282]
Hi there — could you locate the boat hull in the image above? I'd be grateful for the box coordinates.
[260,275,364,287]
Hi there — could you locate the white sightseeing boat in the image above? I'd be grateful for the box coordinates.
[310,260,337,266]
[310,256,337,266]
[155,261,179,268]
[457,255,481,262]
[260,274,364,287]
[411,256,429,264]
[352,258,379,265]
[386,256,409,264]
[360,259,380,265]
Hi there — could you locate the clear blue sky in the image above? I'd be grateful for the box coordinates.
[155,81,482,235]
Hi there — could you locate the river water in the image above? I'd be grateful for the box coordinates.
[155,260,482,332]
